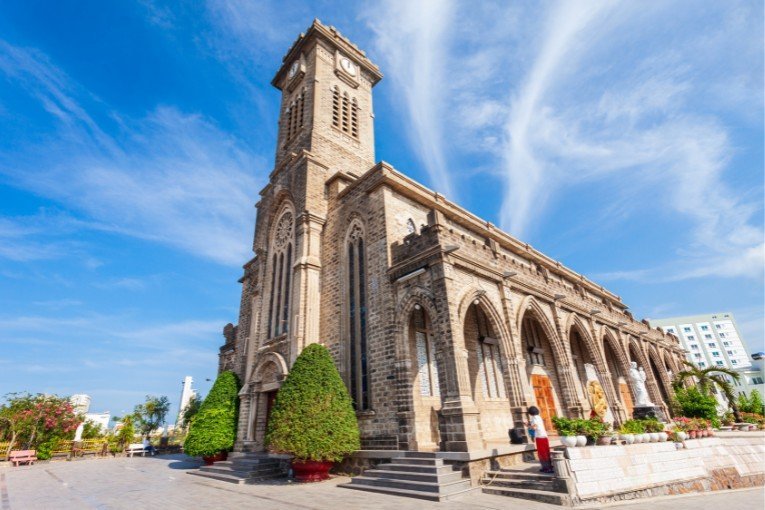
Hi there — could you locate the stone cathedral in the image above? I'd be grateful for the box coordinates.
[218,20,686,455]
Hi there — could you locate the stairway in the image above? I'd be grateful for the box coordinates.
[188,452,285,484]
[338,452,474,501]
[481,464,572,506]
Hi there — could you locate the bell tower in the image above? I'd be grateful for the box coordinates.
[271,19,382,176]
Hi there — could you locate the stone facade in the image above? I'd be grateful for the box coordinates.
[220,20,687,455]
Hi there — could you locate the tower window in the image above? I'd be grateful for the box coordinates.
[331,86,359,139]
[283,90,305,144]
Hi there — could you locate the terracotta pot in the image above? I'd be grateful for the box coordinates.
[689,430,697,439]
[596,436,612,446]
[701,429,708,437]
[202,451,228,465]
[292,460,333,482]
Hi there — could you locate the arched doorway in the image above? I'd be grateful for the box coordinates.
[604,336,634,419]
[464,302,511,447]
[408,304,442,451]
[521,311,564,433]
[648,353,671,410]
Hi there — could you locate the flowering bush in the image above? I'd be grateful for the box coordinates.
[0,393,82,456]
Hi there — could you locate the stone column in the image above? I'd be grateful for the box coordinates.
[497,281,532,428]
[550,304,583,417]
[290,211,325,364]
[430,258,483,452]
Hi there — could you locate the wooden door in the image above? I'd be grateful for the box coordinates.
[265,390,278,426]
[531,375,557,433]
[619,383,634,418]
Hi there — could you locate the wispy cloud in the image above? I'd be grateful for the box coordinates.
[0,41,262,266]
[367,0,763,283]
[364,0,457,200]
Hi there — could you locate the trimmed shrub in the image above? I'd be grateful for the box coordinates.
[265,343,359,462]
[184,371,240,458]
[674,386,717,420]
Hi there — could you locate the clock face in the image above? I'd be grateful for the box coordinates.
[340,57,356,76]
[288,61,299,78]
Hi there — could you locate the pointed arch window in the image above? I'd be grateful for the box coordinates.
[412,306,440,397]
[267,210,294,338]
[474,305,505,399]
[283,89,305,143]
[347,222,369,410]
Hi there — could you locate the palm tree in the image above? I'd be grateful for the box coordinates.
[674,361,742,422]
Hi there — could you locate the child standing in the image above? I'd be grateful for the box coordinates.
[527,406,553,473]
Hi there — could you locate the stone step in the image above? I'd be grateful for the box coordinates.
[188,469,283,485]
[339,482,476,502]
[345,475,471,495]
[481,476,567,494]
[390,456,444,467]
[376,463,455,475]
[486,470,557,482]
[363,468,463,484]
[481,486,573,506]
[198,465,281,477]
[402,451,439,458]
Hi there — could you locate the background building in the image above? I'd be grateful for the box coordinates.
[176,375,196,426]
[650,312,751,371]
[70,394,92,414]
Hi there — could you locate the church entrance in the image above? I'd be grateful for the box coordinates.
[619,382,634,417]
[531,374,556,433]
[265,390,278,427]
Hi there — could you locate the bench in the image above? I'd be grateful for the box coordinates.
[9,450,36,467]
[126,443,153,457]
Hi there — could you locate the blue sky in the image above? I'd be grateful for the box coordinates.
[1,1,762,423]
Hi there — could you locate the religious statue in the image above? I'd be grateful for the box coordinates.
[629,361,653,406]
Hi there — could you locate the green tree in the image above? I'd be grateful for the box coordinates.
[133,395,170,439]
[265,343,360,462]
[184,371,240,457]
[179,394,202,429]
[81,419,105,439]
[116,415,136,447]
[673,362,742,421]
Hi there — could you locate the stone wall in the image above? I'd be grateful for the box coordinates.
[554,433,765,505]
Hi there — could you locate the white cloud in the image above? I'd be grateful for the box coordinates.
[0,41,262,267]
[364,0,458,200]
[366,0,763,283]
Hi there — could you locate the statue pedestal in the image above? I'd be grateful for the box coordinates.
[633,405,665,422]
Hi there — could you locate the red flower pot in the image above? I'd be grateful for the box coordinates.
[689,430,697,439]
[202,451,228,465]
[291,460,333,482]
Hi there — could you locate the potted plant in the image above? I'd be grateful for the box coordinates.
[618,423,635,445]
[266,344,360,482]
[643,419,665,442]
[184,371,240,465]
[552,417,577,448]
[573,419,588,447]
[620,419,644,444]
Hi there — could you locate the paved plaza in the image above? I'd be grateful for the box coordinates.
[0,455,763,510]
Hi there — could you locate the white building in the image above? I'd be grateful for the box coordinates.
[84,412,111,432]
[70,394,91,414]
[650,312,751,371]
[176,376,196,426]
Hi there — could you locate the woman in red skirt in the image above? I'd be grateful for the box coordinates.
[527,406,553,473]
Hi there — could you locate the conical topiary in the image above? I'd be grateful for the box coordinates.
[184,371,240,457]
[265,343,360,462]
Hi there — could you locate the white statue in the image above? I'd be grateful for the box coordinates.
[629,361,653,406]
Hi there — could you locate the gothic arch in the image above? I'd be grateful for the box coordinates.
[627,338,664,407]
[516,296,567,367]
[395,285,442,371]
[565,313,607,372]
[602,327,631,377]
[252,352,289,389]
[457,288,511,345]
[648,345,673,406]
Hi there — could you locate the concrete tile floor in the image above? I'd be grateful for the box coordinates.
[0,454,762,510]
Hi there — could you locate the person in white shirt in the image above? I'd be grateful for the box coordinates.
[526,406,553,473]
